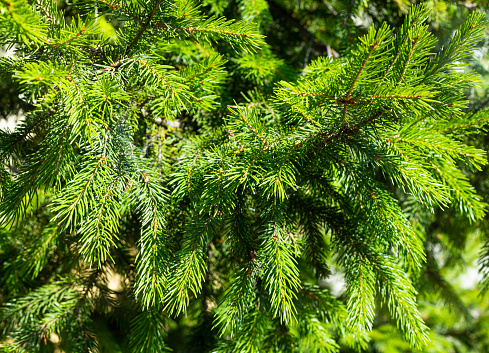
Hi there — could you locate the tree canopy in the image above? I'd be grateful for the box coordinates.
[1,1,489,352]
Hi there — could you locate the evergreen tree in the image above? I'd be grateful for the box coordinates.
[1,1,489,352]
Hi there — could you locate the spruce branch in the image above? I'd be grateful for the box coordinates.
[125,0,162,55]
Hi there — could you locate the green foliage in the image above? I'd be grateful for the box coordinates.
[1,1,489,352]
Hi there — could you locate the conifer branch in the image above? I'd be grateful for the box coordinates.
[97,0,145,25]
[126,0,162,54]
[1,3,487,351]
[33,0,54,23]
[239,111,267,144]
[345,41,378,99]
